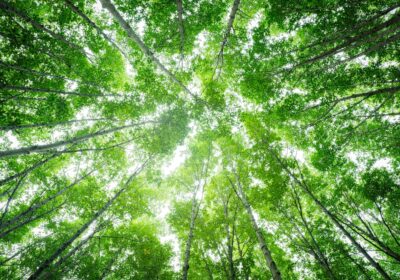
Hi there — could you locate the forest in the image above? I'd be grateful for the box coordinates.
[0,0,399,279]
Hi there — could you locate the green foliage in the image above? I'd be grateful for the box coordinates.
[0,0,399,279]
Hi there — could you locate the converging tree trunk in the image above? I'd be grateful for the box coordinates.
[28,168,143,280]
[228,174,282,280]
[0,121,155,158]
[269,149,393,280]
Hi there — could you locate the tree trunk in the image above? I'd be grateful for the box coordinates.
[99,0,201,102]
[0,1,92,61]
[0,61,100,88]
[270,150,392,280]
[229,176,282,280]
[27,171,139,280]
[64,0,128,59]
[176,0,185,60]
[220,0,241,56]
[291,188,336,279]
[2,85,115,97]
[284,3,400,56]
[182,189,200,280]
[0,121,154,158]
[0,118,115,132]
[0,153,59,187]
[0,171,93,230]
[0,203,64,238]
[0,175,26,224]
[295,13,400,67]
[223,199,235,280]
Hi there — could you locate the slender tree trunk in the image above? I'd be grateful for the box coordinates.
[375,203,400,247]
[27,171,139,280]
[270,150,392,280]
[0,175,26,224]
[0,61,99,87]
[176,0,185,60]
[214,0,240,79]
[235,233,250,280]
[42,225,102,278]
[182,189,200,280]
[310,86,400,109]
[0,121,154,158]
[284,4,400,56]
[228,176,282,280]
[283,207,335,279]
[295,13,400,67]
[339,215,400,263]
[292,188,336,279]
[200,249,214,280]
[2,85,115,98]
[0,202,64,238]
[0,1,92,61]
[0,118,115,132]
[99,0,201,102]
[99,255,118,280]
[220,0,241,57]
[0,153,59,188]
[338,246,372,280]
[64,0,128,59]
[0,171,93,230]
[223,200,235,280]
[332,31,400,67]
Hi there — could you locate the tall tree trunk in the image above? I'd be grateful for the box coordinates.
[338,214,400,263]
[0,175,26,224]
[219,0,241,57]
[282,208,335,279]
[223,198,235,280]
[214,0,241,79]
[309,86,400,110]
[291,187,336,279]
[270,150,392,280]
[2,85,115,97]
[27,171,140,280]
[99,0,202,102]
[235,232,250,280]
[0,153,59,187]
[64,0,128,59]
[0,202,64,238]
[0,118,115,132]
[295,13,400,67]
[176,0,185,60]
[182,188,200,280]
[228,176,282,280]
[0,171,93,230]
[0,1,92,61]
[0,121,154,158]
[285,4,400,56]
[0,61,99,87]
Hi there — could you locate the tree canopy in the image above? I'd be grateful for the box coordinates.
[0,0,399,279]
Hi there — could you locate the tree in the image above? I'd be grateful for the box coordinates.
[1,0,399,279]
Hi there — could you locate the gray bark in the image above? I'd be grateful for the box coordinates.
[176,0,185,60]
[228,176,282,280]
[0,171,93,230]
[64,0,128,59]
[99,0,202,102]
[0,118,115,132]
[270,150,392,280]
[0,153,59,188]
[0,121,154,158]
[0,1,92,61]
[2,85,116,98]
[295,13,400,67]
[28,170,141,280]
